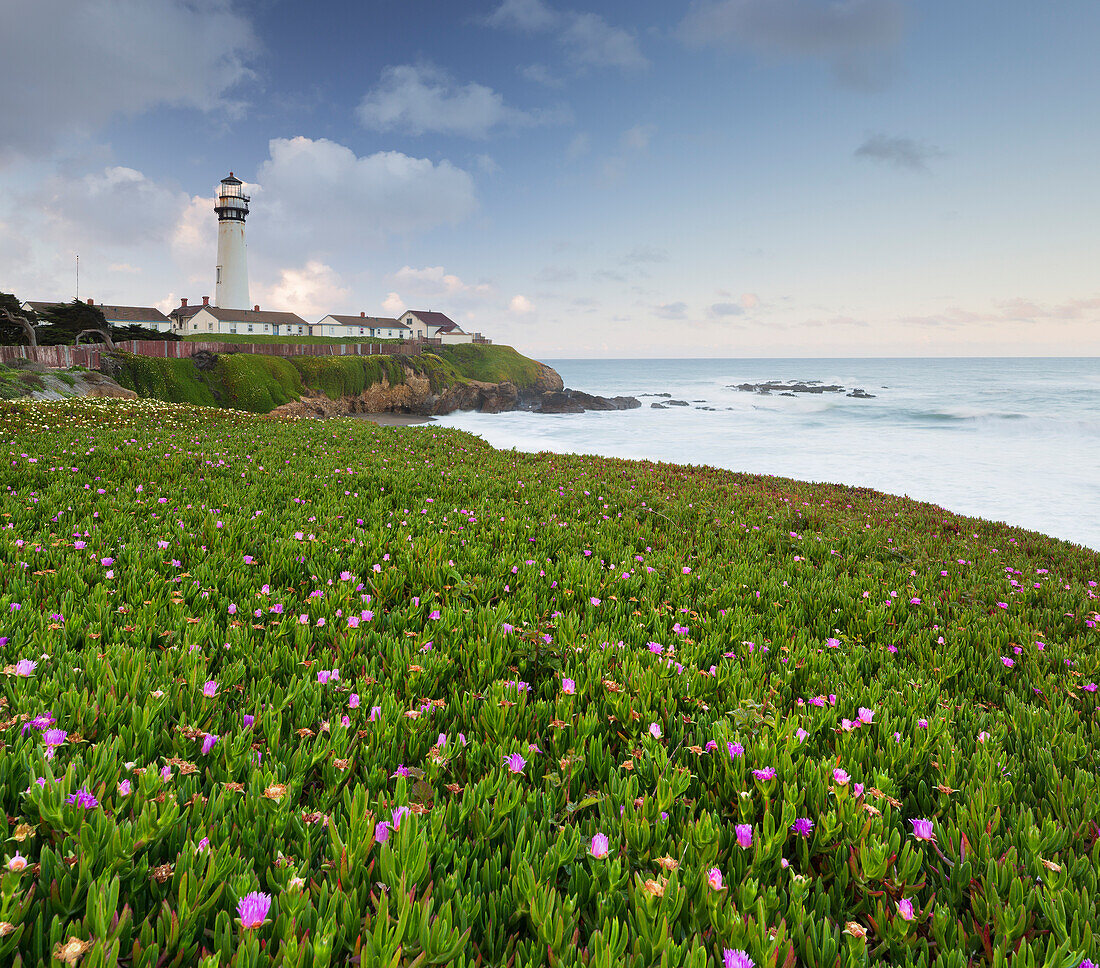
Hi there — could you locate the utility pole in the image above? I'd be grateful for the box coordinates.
[76,254,79,301]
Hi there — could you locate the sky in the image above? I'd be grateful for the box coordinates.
[1,0,1098,358]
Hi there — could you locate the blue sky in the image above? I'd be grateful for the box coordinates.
[2,0,1097,356]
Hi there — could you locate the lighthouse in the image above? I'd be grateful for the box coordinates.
[214,173,250,309]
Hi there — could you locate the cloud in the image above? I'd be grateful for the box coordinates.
[392,265,493,298]
[566,133,591,161]
[509,295,535,314]
[536,265,578,283]
[254,260,349,318]
[855,134,944,170]
[741,292,759,308]
[709,302,745,317]
[654,301,688,319]
[357,64,539,137]
[475,154,502,175]
[679,0,903,86]
[486,0,558,31]
[622,245,668,264]
[520,63,564,88]
[254,137,477,252]
[34,166,190,248]
[562,13,648,70]
[108,263,142,274]
[488,2,646,72]
[621,124,657,151]
[0,0,256,160]
[382,292,405,316]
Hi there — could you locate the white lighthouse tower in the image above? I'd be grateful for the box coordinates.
[214,172,250,309]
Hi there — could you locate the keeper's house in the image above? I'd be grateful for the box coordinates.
[313,313,411,339]
[24,299,174,333]
[169,298,308,337]
[398,310,474,344]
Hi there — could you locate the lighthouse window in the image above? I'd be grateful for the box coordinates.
[216,267,222,284]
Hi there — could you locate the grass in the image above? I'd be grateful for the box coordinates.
[109,344,547,413]
[182,333,406,346]
[0,397,1097,967]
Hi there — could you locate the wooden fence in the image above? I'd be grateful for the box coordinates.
[0,338,436,371]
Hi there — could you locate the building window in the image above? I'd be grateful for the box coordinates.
[247,324,253,333]
[264,325,269,332]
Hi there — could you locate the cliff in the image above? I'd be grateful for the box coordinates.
[105,344,637,417]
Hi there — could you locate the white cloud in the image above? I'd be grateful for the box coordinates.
[487,2,646,73]
[741,292,759,308]
[621,124,657,151]
[357,64,536,138]
[566,133,591,161]
[382,292,406,316]
[254,137,477,252]
[520,63,564,88]
[509,295,535,314]
[34,166,190,248]
[487,0,558,31]
[709,302,745,317]
[0,0,256,160]
[563,13,648,70]
[108,263,142,274]
[254,260,348,318]
[392,266,493,298]
[679,0,903,86]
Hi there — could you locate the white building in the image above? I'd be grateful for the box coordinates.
[313,313,410,339]
[24,299,174,333]
[172,303,308,337]
[397,310,474,343]
[214,173,250,310]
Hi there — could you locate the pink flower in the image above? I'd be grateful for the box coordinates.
[589,833,609,859]
[727,742,744,759]
[978,731,990,743]
[118,779,132,795]
[649,723,662,739]
[15,659,36,676]
[724,951,754,968]
[196,837,210,853]
[1001,656,1014,668]
[897,897,915,921]
[429,610,441,620]
[562,678,575,695]
[237,891,271,929]
[833,768,850,785]
[201,733,218,755]
[753,766,776,781]
[505,753,526,774]
[795,728,809,743]
[203,681,218,697]
[66,788,99,809]
[7,852,28,872]
[590,597,601,606]
[348,693,360,708]
[735,824,753,849]
[374,821,390,843]
[910,818,934,841]
[707,867,725,890]
[790,817,814,836]
[857,707,874,725]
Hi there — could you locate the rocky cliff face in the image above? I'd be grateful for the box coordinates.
[270,361,638,420]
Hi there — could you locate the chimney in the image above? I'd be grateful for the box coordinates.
[87,298,94,305]
[253,304,259,312]
[181,298,188,308]
[202,296,210,306]
[360,311,365,317]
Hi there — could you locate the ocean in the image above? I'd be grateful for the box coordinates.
[431,358,1100,551]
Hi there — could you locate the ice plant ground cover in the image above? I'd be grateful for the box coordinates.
[0,398,1097,968]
